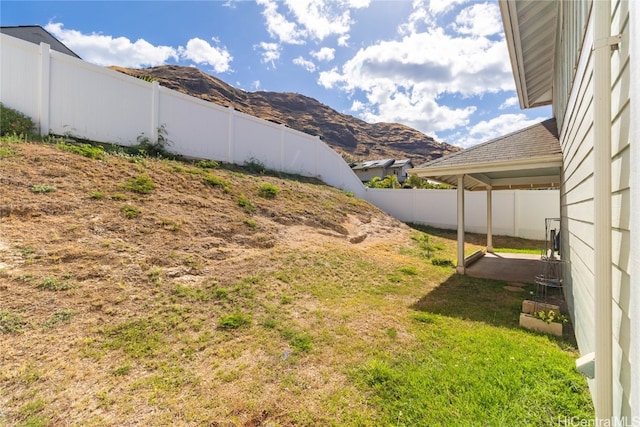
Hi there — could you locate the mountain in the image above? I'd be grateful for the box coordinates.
[109,65,461,165]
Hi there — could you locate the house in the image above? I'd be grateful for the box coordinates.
[0,25,80,58]
[350,158,413,183]
[411,0,638,422]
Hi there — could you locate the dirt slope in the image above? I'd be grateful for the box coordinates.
[0,140,415,425]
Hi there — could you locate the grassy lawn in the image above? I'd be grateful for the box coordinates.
[0,137,594,426]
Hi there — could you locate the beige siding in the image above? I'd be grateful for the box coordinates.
[557,0,631,417]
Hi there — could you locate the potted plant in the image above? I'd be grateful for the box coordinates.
[519,309,568,337]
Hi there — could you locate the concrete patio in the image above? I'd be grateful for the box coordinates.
[465,252,542,284]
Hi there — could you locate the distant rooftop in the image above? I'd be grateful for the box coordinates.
[0,25,81,58]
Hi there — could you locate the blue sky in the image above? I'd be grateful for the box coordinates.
[1,0,552,149]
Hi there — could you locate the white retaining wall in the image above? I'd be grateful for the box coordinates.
[0,33,559,239]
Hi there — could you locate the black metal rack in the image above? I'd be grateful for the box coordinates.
[535,218,565,302]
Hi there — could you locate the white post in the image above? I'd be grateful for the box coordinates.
[150,81,159,143]
[280,123,285,172]
[593,0,613,421]
[487,187,493,252]
[456,175,465,274]
[227,106,234,163]
[38,42,50,136]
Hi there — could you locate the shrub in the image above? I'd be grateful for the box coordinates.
[0,103,34,137]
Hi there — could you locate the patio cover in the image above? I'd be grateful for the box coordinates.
[408,118,562,273]
[410,118,562,191]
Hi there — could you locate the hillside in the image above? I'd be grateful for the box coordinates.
[0,138,593,426]
[110,65,461,165]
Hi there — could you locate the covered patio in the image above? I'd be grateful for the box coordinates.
[408,118,562,275]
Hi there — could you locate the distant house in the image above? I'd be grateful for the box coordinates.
[0,25,80,58]
[350,158,413,183]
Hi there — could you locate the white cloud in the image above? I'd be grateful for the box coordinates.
[452,2,503,37]
[499,96,519,110]
[256,0,306,44]
[293,56,316,72]
[257,0,369,44]
[45,22,233,73]
[256,42,281,66]
[251,80,262,90]
[178,38,233,73]
[318,25,514,134]
[311,47,335,61]
[45,22,178,67]
[454,113,548,148]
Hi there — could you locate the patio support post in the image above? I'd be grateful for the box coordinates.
[457,175,465,274]
[487,187,493,253]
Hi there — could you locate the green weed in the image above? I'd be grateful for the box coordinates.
[102,319,164,358]
[31,184,56,194]
[203,174,230,192]
[121,204,141,219]
[37,277,71,291]
[218,312,251,330]
[0,309,27,334]
[44,310,75,328]
[258,182,279,199]
[121,175,155,194]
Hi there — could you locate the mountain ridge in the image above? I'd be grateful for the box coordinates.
[109,65,461,165]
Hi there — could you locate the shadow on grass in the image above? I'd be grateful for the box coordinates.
[411,272,579,345]
[406,222,544,250]
[410,273,531,329]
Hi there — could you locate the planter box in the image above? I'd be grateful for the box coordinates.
[521,299,560,315]
[519,313,563,336]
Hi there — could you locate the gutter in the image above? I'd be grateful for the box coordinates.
[593,0,615,420]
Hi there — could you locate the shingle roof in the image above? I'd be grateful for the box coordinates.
[350,159,394,171]
[0,25,81,58]
[410,118,562,191]
[416,118,560,169]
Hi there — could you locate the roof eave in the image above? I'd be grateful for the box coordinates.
[408,154,563,177]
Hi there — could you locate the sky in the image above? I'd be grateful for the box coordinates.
[1,0,552,149]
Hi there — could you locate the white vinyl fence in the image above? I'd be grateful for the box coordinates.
[1,34,559,239]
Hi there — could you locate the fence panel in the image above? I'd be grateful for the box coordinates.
[281,128,318,177]
[158,87,230,161]
[232,112,281,169]
[0,35,41,127]
[49,52,151,143]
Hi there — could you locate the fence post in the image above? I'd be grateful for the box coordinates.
[227,106,234,164]
[38,42,50,136]
[513,190,519,238]
[150,81,159,143]
[280,124,285,171]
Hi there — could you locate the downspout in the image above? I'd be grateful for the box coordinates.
[593,0,613,420]
[630,0,640,418]
[629,1,640,420]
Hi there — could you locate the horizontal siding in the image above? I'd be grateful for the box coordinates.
[558,0,596,387]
